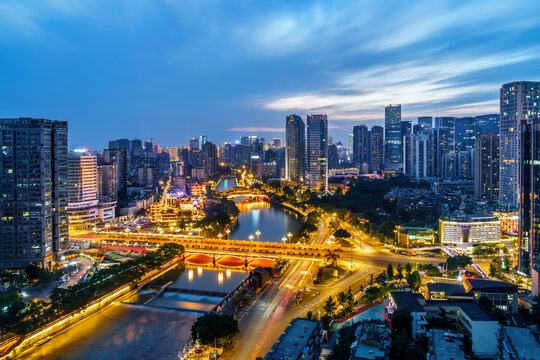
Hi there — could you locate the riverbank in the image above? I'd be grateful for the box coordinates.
[1,254,185,360]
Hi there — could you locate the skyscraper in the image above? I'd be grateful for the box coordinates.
[285,115,306,182]
[104,148,128,201]
[327,144,338,170]
[384,104,402,168]
[500,81,540,209]
[454,117,475,152]
[403,133,430,179]
[474,114,500,136]
[369,126,384,173]
[306,114,328,192]
[401,121,412,139]
[68,150,99,226]
[352,125,369,169]
[189,138,199,150]
[0,118,68,269]
[474,134,499,201]
[519,118,540,295]
[202,142,217,178]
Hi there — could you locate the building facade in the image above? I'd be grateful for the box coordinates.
[285,114,306,182]
[0,118,68,269]
[352,125,369,170]
[519,118,540,295]
[474,134,499,201]
[439,215,501,252]
[369,125,384,173]
[306,114,328,192]
[500,81,540,209]
[384,104,402,168]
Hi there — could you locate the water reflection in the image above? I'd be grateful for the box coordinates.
[226,269,231,279]
[188,269,194,282]
[197,267,203,276]
[232,202,302,243]
[218,272,224,284]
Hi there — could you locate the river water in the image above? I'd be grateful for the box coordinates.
[16,182,303,360]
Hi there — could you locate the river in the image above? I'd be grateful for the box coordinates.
[16,185,303,359]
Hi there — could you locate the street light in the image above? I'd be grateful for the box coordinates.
[287,232,292,243]
[226,229,230,240]
[218,233,223,240]
[249,234,254,253]
[255,230,261,242]
[282,236,287,243]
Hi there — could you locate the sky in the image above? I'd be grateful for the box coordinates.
[1,0,540,149]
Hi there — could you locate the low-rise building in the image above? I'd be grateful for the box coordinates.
[423,300,498,358]
[425,282,469,300]
[427,329,466,360]
[263,318,322,360]
[498,326,540,360]
[395,226,436,248]
[463,279,518,314]
[439,214,501,252]
[349,322,390,360]
[386,292,427,338]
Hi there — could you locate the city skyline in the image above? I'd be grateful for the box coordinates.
[2,1,540,148]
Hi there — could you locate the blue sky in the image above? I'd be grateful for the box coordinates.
[1,0,540,148]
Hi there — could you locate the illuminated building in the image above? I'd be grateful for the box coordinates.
[189,137,199,150]
[68,150,99,226]
[492,212,518,234]
[352,125,369,170]
[285,114,305,182]
[306,114,328,192]
[396,227,435,248]
[202,142,217,177]
[474,134,499,200]
[369,125,384,173]
[500,81,540,209]
[384,104,402,169]
[439,215,501,252]
[519,118,540,294]
[0,118,68,269]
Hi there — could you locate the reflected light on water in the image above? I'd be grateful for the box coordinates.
[188,269,194,282]
[218,272,224,284]
[197,267,203,276]
[226,269,231,279]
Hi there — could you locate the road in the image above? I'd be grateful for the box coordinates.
[226,215,448,359]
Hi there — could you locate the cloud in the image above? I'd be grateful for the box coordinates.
[261,48,540,122]
[228,127,284,132]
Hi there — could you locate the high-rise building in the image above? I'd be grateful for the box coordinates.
[348,134,354,162]
[474,134,499,201]
[454,117,475,152]
[432,127,453,177]
[68,150,99,226]
[202,142,217,178]
[403,134,430,179]
[199,135,207,148]
[273,138,282,148]
[109,138,130,150]
[500,81,540,209]
[474,114,500,136]
[306,114,328,192]
[384,104,402,168]
[104,148,128,201]
[98,163,118,202]
[0,118,68,269]
[285,115,306,182]
[327,144,338,170]
[401,121,412,139]
[414,117,433,135]
[189,138,199,150]
[369,126,384,173]
[352,125,369,169]
[519,118,540,295]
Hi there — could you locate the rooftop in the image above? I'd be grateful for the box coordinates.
[501,326,540,360]
[429,329,466,360]
[463,279,518,294]
[350,323,390,360]
[424,300,494,321]
[426,282,467,295]
[265,318,320,360]
[390,292,425,313]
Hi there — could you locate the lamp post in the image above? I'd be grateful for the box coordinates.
[255,230,261,242]
[218,233,223,240]
[287,232,292,243]
[226,229,230,240]
[282,236,287,244]
[249,234,254,253]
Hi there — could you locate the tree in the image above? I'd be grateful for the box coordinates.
[376,271,387,285]
[446,255,472,272]
[191,313,239,346]
[320,314,333,330]
[406,271,422,291]
[405,262,413,276]
[306,311,313,320]
[391,308,412,337]
[333,229,351,239]
[387,264,394,281]
[324,296,337,316]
